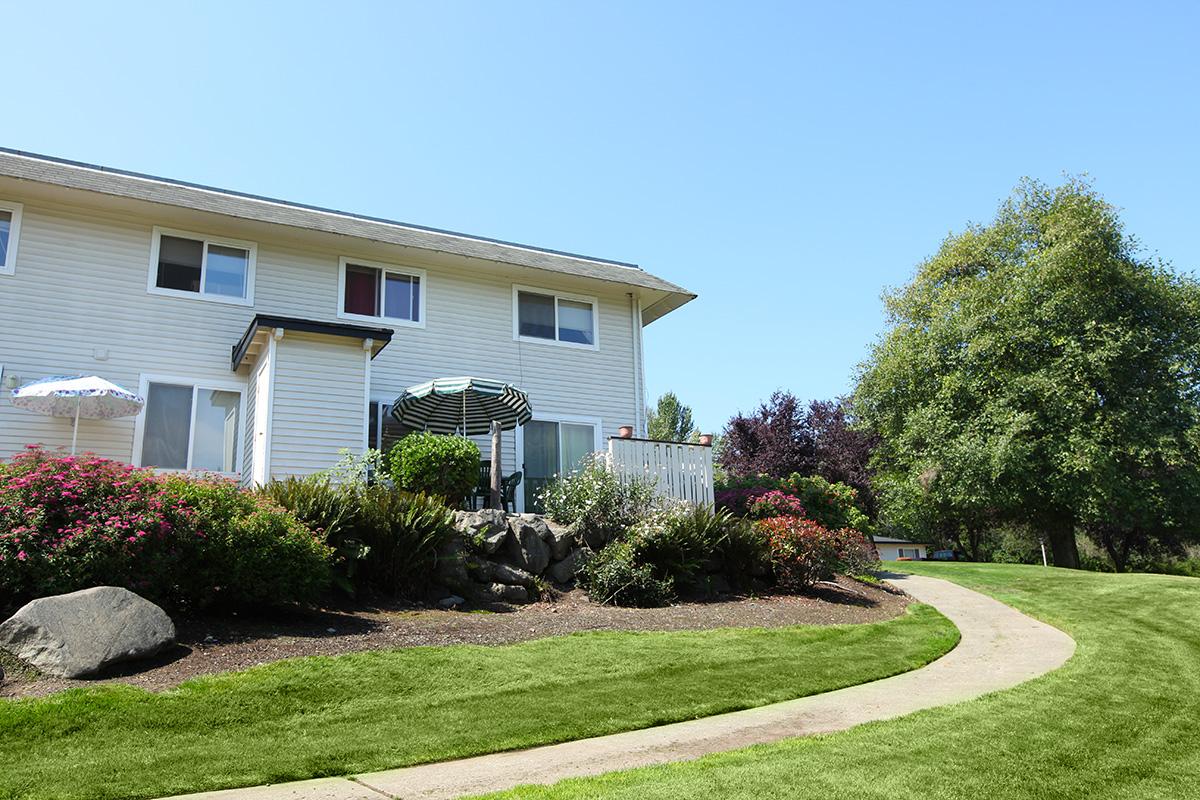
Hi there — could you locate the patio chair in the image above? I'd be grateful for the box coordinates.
[468,461,491,510]
[500,471,523,513]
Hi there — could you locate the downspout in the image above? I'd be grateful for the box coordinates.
[629,293,646,436]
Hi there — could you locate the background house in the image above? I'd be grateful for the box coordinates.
[873,535,928,561]
[0,149,694,512]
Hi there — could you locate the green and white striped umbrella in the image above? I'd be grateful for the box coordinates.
[390,377,532,436]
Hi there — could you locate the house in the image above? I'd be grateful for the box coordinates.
[872,536,928,561]
[0,149,695,512]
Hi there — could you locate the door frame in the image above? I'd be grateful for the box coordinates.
[514,412,603,513]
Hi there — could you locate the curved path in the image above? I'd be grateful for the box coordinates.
[169,573,1075,800]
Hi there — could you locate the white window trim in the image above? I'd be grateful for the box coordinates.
[147,226,257,306]
[514,412,604,512]
[0,200,24,275]
[512,284,600,351]
[337,256,427,329]
[132,373,247,478]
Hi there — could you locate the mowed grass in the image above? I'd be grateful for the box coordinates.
[480,563,1200,800]
[0,603,956,800]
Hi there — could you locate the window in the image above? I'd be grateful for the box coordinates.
[513,286,598,348]
[368,400,411,452]
[137,378,243,474]
[339,258,425,326]
[148,227,255,303]
[520,417,599,512]
[0,200,23,275]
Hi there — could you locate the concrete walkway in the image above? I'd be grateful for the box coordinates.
[168,573,1075,800]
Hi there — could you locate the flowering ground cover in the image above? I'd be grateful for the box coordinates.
[0,604,954,800]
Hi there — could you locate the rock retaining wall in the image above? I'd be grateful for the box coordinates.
[438,510,584,605]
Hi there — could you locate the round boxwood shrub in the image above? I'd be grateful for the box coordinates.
[387,432,480,501]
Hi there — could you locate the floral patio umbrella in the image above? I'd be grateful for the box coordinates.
[11,375,145,455]
[391,376,532,506]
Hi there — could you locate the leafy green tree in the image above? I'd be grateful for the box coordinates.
[856,178,1200,569]
[647,392,698,442]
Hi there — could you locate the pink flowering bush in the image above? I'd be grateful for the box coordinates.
[0,448,331,612]
[748,490,807,520]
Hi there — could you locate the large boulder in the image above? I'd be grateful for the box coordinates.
[548,549,584,584]
[506,517,551,574]
[544,520,579,561]
[0,587,176,678]
[490,562,537,589]
[455,509,510,554]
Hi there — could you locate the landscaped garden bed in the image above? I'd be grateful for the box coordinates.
[1,575,907,699]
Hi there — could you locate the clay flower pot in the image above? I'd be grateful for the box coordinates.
[698,433,714,446]
[618,425,634,438]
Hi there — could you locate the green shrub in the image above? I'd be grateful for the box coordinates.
[781,473,871,533]
[579,539,674,607]
[350,484,457,595]
[539,454,656,544]
[264,474,456,597]
[260,475,362,593]
[388,433,480,501]
[579,504,770,606]
[162,476,333,608]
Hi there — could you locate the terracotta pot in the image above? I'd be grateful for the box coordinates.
[618,425,634,438]
[698,433,714,446]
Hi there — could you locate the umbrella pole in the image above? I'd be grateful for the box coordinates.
[490,420,502,510]
[71,398,81,455]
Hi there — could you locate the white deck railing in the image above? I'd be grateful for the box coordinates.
[606,436,715,507]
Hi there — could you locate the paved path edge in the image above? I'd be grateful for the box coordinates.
[164,573,1076,800]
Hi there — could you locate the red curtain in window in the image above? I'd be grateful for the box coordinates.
[344,266,378,316]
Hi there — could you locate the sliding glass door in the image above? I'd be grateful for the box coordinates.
[523,419,597,512]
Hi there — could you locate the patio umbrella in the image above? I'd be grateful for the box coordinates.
[391,377,532,507]
[11,375,145,455]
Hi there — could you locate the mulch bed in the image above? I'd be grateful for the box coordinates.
[0,577,908,699]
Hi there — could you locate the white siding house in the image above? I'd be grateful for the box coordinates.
[0,149,695,512]
[873,536,928,561]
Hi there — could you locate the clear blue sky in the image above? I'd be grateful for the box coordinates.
[5,1,1197,432]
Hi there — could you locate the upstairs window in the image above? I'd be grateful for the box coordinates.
[514,286,597,348]
[149,228,255,303]
[339,258,424,326]
[0,200,23,275]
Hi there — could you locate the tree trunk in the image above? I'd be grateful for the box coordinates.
[1046,523,1080,569]
[490,421,502,510]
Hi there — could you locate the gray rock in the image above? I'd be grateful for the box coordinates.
[506,517,551,574]
[548,549,584,584]
[544,520,578,561]
[0,586,176,678]
[491,562,537,588]
[438,595,466,609]
[477,582,529,604]
[707,574,733,594]
[456,509,510,554]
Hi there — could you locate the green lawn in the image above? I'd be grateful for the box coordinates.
[479,563,1200,800]
[0,604,955,800]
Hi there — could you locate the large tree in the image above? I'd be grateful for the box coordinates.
[647,392,698,442]
[856,178,1200,569]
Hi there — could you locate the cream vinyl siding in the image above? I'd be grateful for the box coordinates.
[268,332,367,479]
[0,187,642,478]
